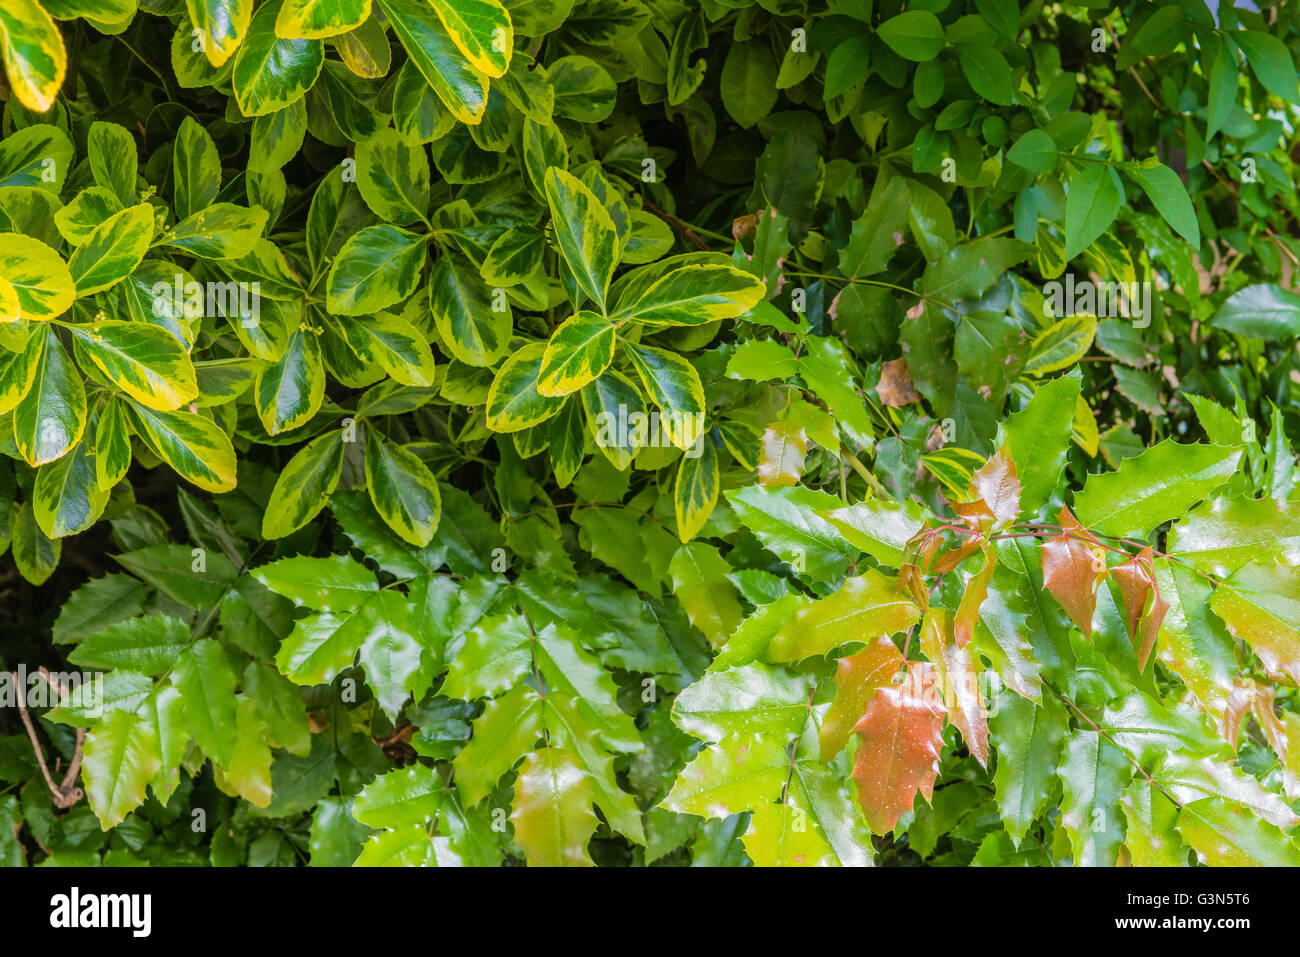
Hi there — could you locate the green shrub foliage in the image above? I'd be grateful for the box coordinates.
[0,0,1299,867]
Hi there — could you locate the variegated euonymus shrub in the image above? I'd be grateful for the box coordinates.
[0,0,1299,867]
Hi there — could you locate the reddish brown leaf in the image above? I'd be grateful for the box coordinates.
[757,421,808,487]
[919,608,989,767]
[1251,684,1289,761]
[1041,508,1106,638]
[851,661,946,834]
[819,636,905,762]
[968,445,1022,527]
[1221,679,1257,749]
[877,358,921,408]
[1111,547,1167,669]
[954,546,998,647]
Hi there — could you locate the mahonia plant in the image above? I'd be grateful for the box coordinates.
[0,0,1298,867]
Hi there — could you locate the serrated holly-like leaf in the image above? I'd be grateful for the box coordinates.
[82,708,161,829]
[1209,564,1300,687]
[253,553,377,611]
[820,636,904,761]
[851,661,945,835]
[1175,797,1300,866]
[1057,729,1132,866]
[990,693,1067,845]
[509,747,598,866]
[1072,440,1241,538]
[767,569,920,663]
[69,615,189,675]
[663,732,790,819]
[667,542,743,649]
[174,637,239,768]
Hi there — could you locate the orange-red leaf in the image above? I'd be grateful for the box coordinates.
[1041,508,1105,638]
[850,661,946,834]
[819,636,905,762]
[970,445,1021,526]
[1110,547,1167,669]
[954,546,997,647]
[919,608,988,767]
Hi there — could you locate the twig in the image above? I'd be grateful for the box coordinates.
[641,199,711,251]
[12,671,84,809]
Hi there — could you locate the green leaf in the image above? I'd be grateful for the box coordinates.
[186,0,253,67]
[1123,163,1200,247]
[82,708,161,829]
[452,685,542,804]
[957,44,1014,105]
[333,311,436,386]
[1072,440,1241,538]
[33,440,111,538]
[157,202,267,260]
[623,343,704,450]
[1024,315,1095,375]
[544,167,618,312]
[173,116,220,221]
[1234,30,1298,104]
[1175,797,1300,866]
[253,553,377,610]
[876,10,944,61]
[1064,164,1123,261]
[667,542,743,647]
[1208,283,1300,338]
[612,263,766,327]
[1001,370,1080,511]
[726,485,857,583]
[356,128,430,226]
[69,615,189,675]
[66,204,154,298]
[88,121,139,208]
[485,342,565,432]
[510,748,598,866]
[11,499,61,585]
[365,429,442,547]
[1006,129,1057,172]
[674,438,719,542]
[13,328,86,466]
[424,0,512,78]
[990,694,1067,845]
[174,637,239,767]
[1057,729,1131,866]
[254,328,325,434]
[720,41,778,128]
[767,569,920,663]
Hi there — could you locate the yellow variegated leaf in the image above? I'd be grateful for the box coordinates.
[0,0,68,113]
[186,0,254,68]
[364,429,441,547]
[0,232,75,321]
[486,342,566,432]
[675,436,719,542]
[426,0,511,78]
[538,311,614,396]
[276,0,371,39]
